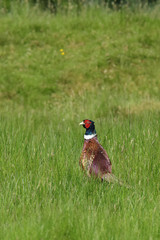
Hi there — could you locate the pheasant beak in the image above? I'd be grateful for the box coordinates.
[79,121,84,126]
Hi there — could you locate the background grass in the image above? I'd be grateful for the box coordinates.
[0,4,160,240]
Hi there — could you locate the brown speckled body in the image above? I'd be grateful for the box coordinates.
[79,136,112,179]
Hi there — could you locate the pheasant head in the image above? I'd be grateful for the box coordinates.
[79,119,97,140]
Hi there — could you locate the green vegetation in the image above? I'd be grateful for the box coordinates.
[0,4,160,240]
[0,0,158,13]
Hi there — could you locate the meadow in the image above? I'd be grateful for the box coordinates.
[0,3,160,240]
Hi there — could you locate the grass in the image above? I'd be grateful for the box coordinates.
[0,4,160,240]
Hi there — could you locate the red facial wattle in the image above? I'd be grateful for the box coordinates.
[84,120,92,129]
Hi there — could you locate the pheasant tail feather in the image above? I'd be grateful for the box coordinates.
[103,173,132,189]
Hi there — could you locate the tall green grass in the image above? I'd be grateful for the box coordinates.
[0,5,160,240]
[0,111,159,240]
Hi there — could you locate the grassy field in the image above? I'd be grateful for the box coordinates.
[0,4,160,240]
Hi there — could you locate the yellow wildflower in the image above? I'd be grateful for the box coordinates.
[61,52,65,55]
[60,49,64,52]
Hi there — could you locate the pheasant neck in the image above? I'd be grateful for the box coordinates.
[84,133,97,140]
[84,127,97,140]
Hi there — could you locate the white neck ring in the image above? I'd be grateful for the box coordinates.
[84,134,97,140]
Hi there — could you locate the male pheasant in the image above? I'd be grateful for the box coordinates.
[79,119,119,183]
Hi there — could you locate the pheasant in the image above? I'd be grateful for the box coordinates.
[79,119,119,183]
